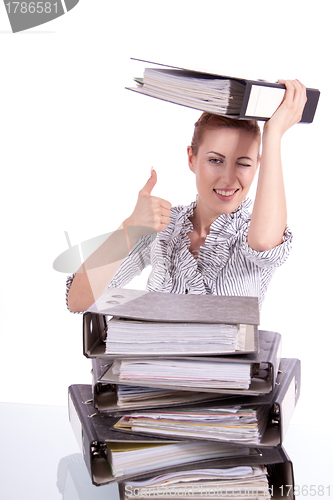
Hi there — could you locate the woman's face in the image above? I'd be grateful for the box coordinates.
[188,127,260,219]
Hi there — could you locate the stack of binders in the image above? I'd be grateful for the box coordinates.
[68,287,300,499]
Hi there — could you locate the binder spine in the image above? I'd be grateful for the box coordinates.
[274,358,301,443]
[83,312,107,358]
[68,385,111,486]
[257,330,282,388]
[92,358,118,410]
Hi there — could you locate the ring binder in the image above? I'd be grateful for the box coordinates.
[112,358,300,447]
[91,330,281,402]
[84,290,260,358]
[126,58,320,123]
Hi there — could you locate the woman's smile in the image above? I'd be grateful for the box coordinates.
[214,188,239,201]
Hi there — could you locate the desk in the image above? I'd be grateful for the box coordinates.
[0,402,331,499]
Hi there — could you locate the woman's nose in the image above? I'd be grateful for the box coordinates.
[219,164,237,185]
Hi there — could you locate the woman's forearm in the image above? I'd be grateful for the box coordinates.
[247,79,307,252]
[67,224,130,312]
[247,130,287,251]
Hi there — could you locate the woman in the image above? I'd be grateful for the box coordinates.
[67,79,307,312]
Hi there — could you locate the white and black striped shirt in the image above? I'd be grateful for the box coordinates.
[108,198,292,310]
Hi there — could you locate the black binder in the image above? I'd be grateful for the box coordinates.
[127,58,320,123]
[69,385,244,486]
[91,330,282,405]
[68,384,177,486]
[113,358,300,447]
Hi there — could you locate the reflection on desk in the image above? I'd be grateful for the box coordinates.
[57,454,118,500]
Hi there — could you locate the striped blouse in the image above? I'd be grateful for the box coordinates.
[107,198,292,310]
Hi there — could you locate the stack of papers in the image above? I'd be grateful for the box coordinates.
[115,358,252,390]
[105,319,248,355]
[109,441,249,478]
[133,68,246,116]
[123,465,271,500]
[115,406,270,445]
[117,385,222,408]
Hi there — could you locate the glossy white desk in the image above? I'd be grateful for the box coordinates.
[0,402,331,499]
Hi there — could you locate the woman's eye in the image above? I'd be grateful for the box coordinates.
[237,162,252,167]
[209,158,222,164]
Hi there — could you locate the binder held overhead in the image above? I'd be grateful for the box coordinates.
[127,58,320,123]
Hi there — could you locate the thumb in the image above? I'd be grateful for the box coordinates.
[139,168,157,197]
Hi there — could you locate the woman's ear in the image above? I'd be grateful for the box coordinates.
[187,146,195,173]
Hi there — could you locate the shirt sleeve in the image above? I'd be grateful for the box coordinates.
[65,233,154,313]
[240,224,293,269]
[107,233,154,288]
[65,273,77,312]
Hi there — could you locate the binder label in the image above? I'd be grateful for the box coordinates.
[281,376,296,441]
[245,85,285,119]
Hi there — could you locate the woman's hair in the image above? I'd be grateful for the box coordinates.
[190,112,261,156]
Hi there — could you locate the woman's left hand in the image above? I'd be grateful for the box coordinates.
[264,79,307,138]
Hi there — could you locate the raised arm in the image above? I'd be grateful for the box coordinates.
[247,79,307,251]
[67,169,171,312]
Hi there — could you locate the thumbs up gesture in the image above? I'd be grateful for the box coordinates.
[124,169,172,232]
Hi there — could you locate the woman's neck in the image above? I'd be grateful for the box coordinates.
[190,198,221,238]
[190,210,211,239]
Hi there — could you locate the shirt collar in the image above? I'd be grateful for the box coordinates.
[181,196,252,234]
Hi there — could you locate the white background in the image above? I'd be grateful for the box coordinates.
[0,0,331,435]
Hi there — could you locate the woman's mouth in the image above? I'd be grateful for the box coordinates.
[214,188,239,201]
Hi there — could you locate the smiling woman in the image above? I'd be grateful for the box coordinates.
[66,79,307,312]
[186,122,261,259]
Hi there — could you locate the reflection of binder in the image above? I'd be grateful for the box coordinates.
[57,453,116,499]
[92,330,282,404]
[113,358,300,447]
[117,446,295,500]
[84,289,260,357]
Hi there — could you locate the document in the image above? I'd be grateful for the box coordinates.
[109,441,249,477]
[115,358,252,390]
[105,319,250,355]
[115,406,270,445]
[123,465,271,499]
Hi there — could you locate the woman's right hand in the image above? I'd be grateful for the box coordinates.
[123,169,172,232]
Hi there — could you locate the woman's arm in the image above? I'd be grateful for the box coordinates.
[67,169,171,312]
[247,79,307,252]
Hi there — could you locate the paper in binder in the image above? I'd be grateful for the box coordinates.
[84,288,260,358]
[68,384,249,486]
[118,446,295,500]
[92,330,281,404]
[127,58,320,123]
[113,358,300,447]
[92,358,225,411]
